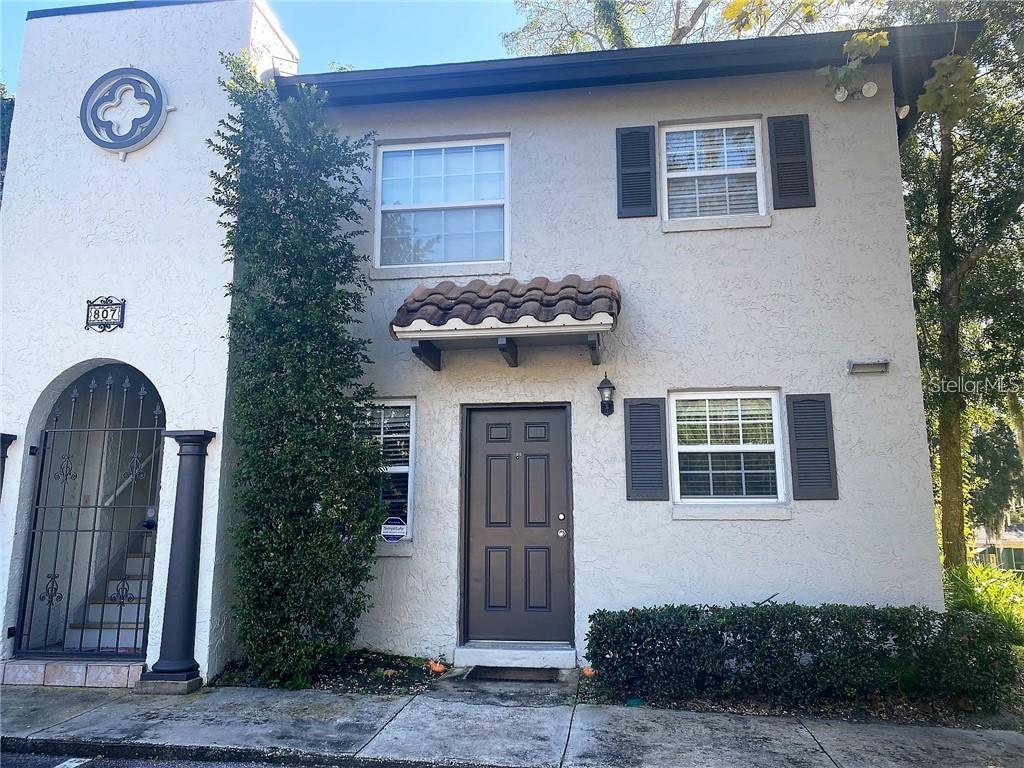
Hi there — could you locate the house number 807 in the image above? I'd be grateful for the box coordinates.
[85,297,126,332]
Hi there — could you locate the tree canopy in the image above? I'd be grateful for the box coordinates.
[504,0,878,54]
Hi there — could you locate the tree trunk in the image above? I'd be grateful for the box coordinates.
[937,315,967,566]
[1006,390,1024,468]
[936,122,968,567]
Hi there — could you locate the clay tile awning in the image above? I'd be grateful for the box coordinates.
[389,274,621,370]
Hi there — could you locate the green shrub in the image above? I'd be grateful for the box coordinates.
[210,53,384,688]
[944,562,1024,644]
[586,603,1020,710]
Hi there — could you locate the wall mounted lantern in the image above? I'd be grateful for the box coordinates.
[597,374,616,417]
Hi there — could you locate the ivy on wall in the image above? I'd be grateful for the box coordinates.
[210,52,384,688]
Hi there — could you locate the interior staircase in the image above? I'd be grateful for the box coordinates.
[64,539,151,653]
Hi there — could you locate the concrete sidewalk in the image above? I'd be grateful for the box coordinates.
[2,677,1023,768]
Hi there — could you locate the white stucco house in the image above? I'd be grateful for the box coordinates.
[0,0,981,688]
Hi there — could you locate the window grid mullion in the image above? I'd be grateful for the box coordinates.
[381,199,504,212]
[665,167,757,179]
[440,147,447,204]
[677,444,776,453]
[471,146,477,200]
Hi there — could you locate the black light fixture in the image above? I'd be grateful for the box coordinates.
[597,373,616,417]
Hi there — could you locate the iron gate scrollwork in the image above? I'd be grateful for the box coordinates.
[18,364,165,657]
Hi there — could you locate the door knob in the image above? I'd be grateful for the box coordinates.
[557,529,566,538]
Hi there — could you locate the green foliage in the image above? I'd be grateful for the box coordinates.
[944,563,1024,645]
[969,418,1024,535]
[503,0,878,55]
[892,1,1024,562]
[817,29,889,91]
[586,603,1021,710]
[594,0,634,48]
[843,28,887,58]
[209,52,384,688]
[918,54,981,126]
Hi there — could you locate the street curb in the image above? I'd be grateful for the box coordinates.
[0,735,534,768]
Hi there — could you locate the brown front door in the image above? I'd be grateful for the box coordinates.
[464,406,573,642]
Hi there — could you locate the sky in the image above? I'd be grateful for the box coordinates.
[1,0,523,91]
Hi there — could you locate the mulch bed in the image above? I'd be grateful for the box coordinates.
[576,677,1024,732]
[212,650,442,695]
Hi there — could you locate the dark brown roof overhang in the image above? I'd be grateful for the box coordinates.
[389,275,621,370]
[278,21,982,144]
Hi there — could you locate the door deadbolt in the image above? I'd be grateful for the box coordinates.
[558,513,565,520]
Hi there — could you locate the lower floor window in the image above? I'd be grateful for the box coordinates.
[678,451,778,497]
[671,391,783,503]
[383,472,410,521]
[362,400,415,539]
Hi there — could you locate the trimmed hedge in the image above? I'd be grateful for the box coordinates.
[586,603,1021,710]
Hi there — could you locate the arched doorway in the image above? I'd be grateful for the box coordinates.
[17,363,165,657]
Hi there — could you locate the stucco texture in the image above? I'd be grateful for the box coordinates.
[328,64,943,661]
[0,4,940,673]
[0,0,294,677]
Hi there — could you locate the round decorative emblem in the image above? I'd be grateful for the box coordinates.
[79,68,173,157]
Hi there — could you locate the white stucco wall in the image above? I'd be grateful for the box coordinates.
[328,64,943,661]
[0,0,940,673]
[0,0,296,677]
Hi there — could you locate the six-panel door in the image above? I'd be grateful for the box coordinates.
[465,407,573,642]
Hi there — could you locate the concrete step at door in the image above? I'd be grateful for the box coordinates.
[86,600,148,623]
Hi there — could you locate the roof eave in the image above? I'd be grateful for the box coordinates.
[277,21,983,143]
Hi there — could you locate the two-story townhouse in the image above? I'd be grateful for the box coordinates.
[0,0,979,687]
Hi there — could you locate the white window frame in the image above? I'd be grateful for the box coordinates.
[372,398,416,541]
[373,137,511,270]
[668,390,785,505]
[659,119,766,223]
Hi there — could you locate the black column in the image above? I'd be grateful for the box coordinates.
[0,433,16,498]
[141,430,215,685]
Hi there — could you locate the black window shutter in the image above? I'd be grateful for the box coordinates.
[786,394,838,500]
[624,398,669,500]
[767,115,815,209]
[616,126,658,218]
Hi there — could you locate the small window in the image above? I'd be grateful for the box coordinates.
[661,120,765,221]
[375,139,509,267]
[669,391,784,504]
[361,400,415,539]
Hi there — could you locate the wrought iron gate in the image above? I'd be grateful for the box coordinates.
[18,364,165,657]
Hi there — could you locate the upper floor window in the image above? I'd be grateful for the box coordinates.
[661,120,765,220]
[375,138,509,267]
[669,390,783,504]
